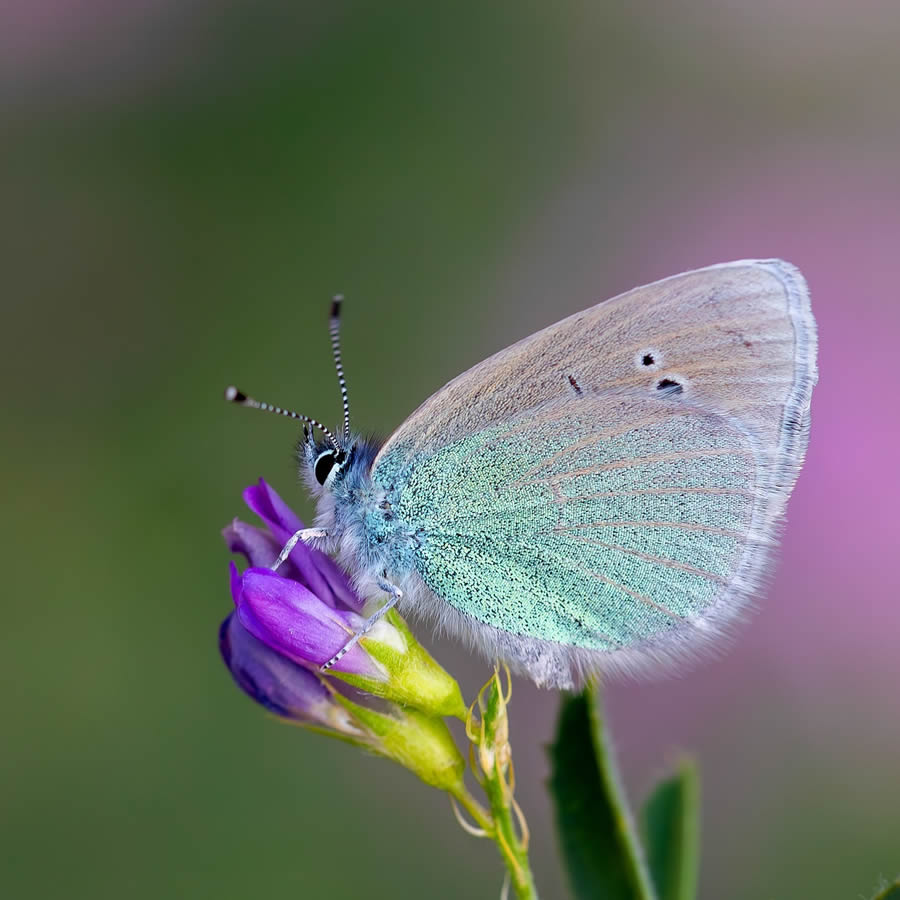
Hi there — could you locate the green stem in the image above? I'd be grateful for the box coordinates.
[482,776,538,900]
[450,785,493,832]
[451,785,538,900]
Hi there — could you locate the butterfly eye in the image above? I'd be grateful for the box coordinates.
[314,450,347,486]
[314,452,337,485]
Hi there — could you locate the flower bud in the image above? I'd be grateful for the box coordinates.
[230,563,387,682]
[219,612,366,743]
[338,696,467,793]
[220,613,466,791]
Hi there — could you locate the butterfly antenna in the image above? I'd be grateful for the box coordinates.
[224,385,341,453]
[329,294,351,440]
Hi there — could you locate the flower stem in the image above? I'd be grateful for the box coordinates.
[483,776,538,899]
[451,785,538,900]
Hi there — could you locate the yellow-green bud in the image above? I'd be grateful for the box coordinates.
[330,609,467,720]
[336,694,467,792]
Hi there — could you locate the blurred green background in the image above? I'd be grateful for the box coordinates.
[3,2,899,898]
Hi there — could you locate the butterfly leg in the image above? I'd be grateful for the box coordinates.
[320,578,403,672]
[269,527,328,572]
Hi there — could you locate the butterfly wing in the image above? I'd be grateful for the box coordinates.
[371,260,816,687]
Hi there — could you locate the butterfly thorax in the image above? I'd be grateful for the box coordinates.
[302,434,420,602]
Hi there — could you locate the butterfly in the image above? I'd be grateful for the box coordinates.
[227,260,817,689]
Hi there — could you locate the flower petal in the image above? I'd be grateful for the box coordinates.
[229,560,242,605]
[307,551,364,612]
[235,567,385,681]
[219,612,332,721]
[243,479,362,610]
[243,478,304,535]
[223,519,281,569]
[224,515,332,604]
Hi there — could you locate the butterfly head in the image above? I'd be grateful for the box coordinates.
[226,293,368,501]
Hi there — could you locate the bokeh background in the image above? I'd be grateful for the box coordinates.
[3,2,899,898]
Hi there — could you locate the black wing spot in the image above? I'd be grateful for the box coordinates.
[567,374,583,396]
[656,377,683,395]
[636,347,662,370]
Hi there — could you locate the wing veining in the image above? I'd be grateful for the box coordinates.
[377,393,762,653]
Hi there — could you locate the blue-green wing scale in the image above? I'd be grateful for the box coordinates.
[374,394,763,684]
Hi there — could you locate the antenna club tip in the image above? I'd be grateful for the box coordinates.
[330,294,344,317]
[224,385,246,403]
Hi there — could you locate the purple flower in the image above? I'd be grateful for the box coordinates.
[219,479,466,721]
[224,478,362,612]
[228,562,386,681]
[219,608,467,793]
[222,478,385,684]
[219,612,363,737]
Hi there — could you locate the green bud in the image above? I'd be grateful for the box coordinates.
[335,693,467,792]
[472,667,512,780]
[329,609,467,720]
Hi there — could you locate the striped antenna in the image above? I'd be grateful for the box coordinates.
[224,386,341,452]
[329,294,351,440]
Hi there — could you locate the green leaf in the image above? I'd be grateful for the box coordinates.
[548,686,657,900]
[871,878,900,900]
[641,761,700,900]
